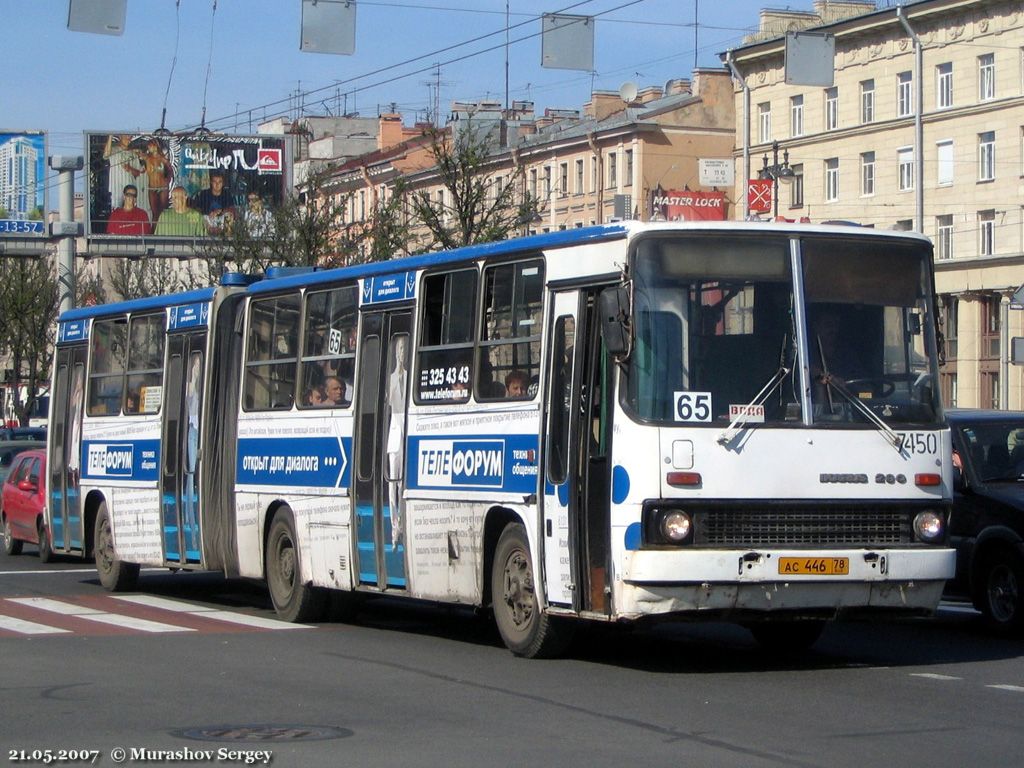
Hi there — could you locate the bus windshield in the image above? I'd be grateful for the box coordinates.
[624,233,941,427]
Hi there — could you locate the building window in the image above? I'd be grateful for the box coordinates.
[936,214,953,260]
[978,131,995,181]
[543,165,552,196]
[530,168,538,198]
[860,152,875,196]
[758,102,772,143]
[825,158,839,202]
[979,209,995,256]
[894,219,913,232]
[575,159,584,194]
[789,163,804,209]
[937,62,953,109]
[625,149,633,186]
[824,87,838,131]
[607,152,616,189]
[790,95,804,137]
[979,53,995,101]
[559,162,568,196]
[898,147,914,191]
[897,71,914,117]
[936,140,954,186]
[860,79,874,123]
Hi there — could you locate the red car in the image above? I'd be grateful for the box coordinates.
[1,449,52,561]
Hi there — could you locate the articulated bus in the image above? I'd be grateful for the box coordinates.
[46,222,955,656]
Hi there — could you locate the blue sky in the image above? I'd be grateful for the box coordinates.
[2,0,793,156]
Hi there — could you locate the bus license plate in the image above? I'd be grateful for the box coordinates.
[778,557,849,576]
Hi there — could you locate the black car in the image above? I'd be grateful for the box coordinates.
[947,408,1024,630]
[0,426,47,442]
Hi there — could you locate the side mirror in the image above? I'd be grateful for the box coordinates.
[598,285,631,360]
[17,479,38,493]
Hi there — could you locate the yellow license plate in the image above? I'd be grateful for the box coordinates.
[778,557,850,576]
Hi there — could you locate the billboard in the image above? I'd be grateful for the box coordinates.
[651,189,725,222]
[0,130,47,236]
[86,132,288,238]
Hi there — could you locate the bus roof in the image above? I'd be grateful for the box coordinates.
[59,285,218,322]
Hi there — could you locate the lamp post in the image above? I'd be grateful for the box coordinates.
[759,140,795,219]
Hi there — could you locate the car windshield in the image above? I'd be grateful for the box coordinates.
[623,232,942,428]
[955,418,1024,483]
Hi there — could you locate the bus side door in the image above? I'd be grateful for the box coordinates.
[161,332,206,564]
[544,288,612,615]
[353,310,411,590]
[48,346,86,553]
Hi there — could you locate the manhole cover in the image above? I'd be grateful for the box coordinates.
[172,725,352,743]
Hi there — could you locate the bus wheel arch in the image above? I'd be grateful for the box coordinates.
[263,503,327,623]
[93,499,140,591]
[489,516,574,658]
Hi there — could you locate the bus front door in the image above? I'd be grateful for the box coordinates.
[543,288,612,615]
[354,310,411,590]
[160,332,206,565]
[48,346,86,553]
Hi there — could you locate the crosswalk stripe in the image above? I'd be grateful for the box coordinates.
[0,615,71,635]
[7,597,193,634]
[112,595,310,629]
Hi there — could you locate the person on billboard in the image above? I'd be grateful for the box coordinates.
[106,184,151,235]
[190,170,236,234]
[155,186,205,237]
[144,139,174,221]
[103,134,147,218]
[244,193,273,237]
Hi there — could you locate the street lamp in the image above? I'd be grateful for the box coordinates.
[759,140,795,218]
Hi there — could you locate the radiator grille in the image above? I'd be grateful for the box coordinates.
[693,508,912,547]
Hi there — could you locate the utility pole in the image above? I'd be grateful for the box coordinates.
[48,154,84,314]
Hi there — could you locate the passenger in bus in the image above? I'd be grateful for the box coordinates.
[324,376,351,406]
[304,385,326,407]
[125,388,140,414]
[505,370,530,399]
[809,307,867,387]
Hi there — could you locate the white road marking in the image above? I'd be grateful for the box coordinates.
[7,597,193,633]
[0,567,166,576]
[986,684,1024,693]
[112,594,310,629]
[0,615,71,635]
[909,673,962,681]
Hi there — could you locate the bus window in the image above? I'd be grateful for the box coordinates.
[300,285,358,408]
[244,294,300,410]
[415,268,477,403]
[125,314,165,414]
[87,317,127,416]
[477,259,544,401]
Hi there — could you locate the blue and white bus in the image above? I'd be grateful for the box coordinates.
[47,222,956,656]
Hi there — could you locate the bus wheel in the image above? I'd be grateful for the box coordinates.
[748,621,825,653]
[979,550,1024,632]
[94,502,139,592]
[265,509,326,623]
[37,520,53,564]
[3,516,23,556]
[491,522,573,658]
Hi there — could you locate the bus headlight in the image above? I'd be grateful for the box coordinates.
[659,510,693,544]
[913,510,944,543]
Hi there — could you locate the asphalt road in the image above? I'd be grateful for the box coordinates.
[1,547,1022,768]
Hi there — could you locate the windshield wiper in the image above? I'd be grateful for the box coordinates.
[717,365,791,446]
[819,373,904,453]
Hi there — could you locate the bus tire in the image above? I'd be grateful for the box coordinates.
[491,522,573,658]
[265,508,326,623]
[748,620,825,653]
[3,515,23,556]
[37,520,53,563]
[94,502,139,592]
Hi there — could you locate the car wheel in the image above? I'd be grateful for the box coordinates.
[3,516,23,556]
[979,550,1024,632]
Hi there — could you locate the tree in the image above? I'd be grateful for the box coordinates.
[407,123,541,252]
[107,257,188,301]
[0,256,59,426]
[191,166,353,287]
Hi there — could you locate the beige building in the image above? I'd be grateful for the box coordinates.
[324,68,736,256]
[723,0,1024,409]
